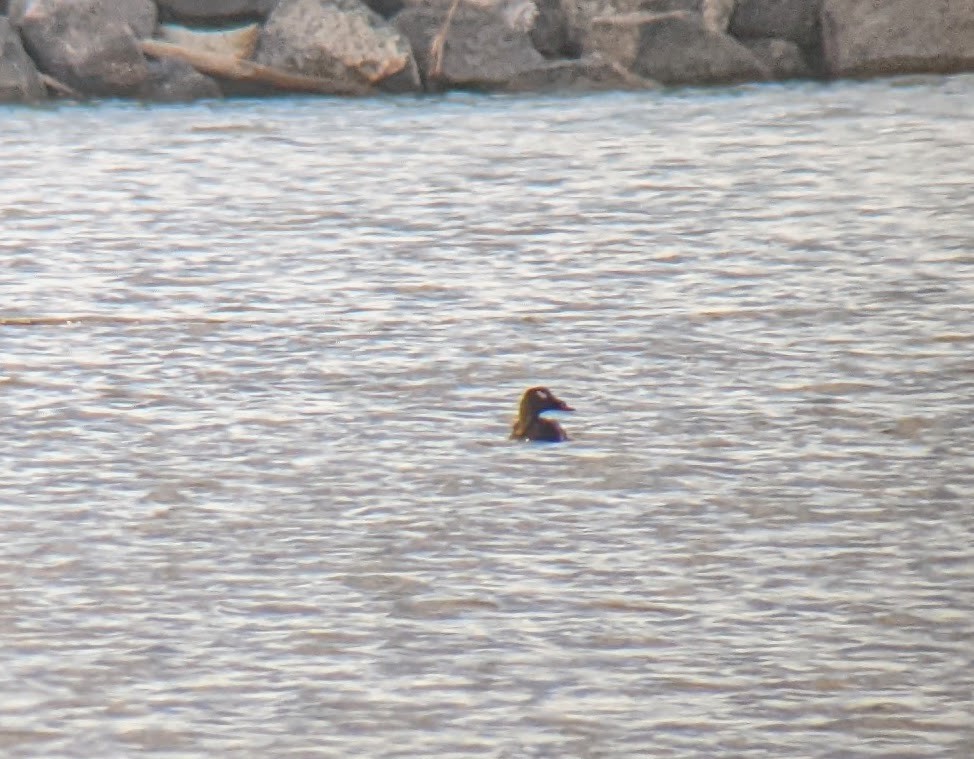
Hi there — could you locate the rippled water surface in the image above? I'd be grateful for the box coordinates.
[2,76,973,757]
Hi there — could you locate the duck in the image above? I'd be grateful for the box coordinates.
[510,386,574,442]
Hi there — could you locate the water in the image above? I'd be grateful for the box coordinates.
[1,76,972,757]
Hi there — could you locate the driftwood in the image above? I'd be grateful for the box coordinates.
[429,0,463,78]
[40,73,83,100]
[139,39,374,96]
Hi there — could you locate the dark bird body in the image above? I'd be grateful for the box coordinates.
[510,387,574,442]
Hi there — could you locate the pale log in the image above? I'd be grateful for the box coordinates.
[139,39,373,96]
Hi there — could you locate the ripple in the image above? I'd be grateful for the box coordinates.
[1,80,973,758]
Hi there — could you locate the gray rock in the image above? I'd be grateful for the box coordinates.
[29,0,157,38]
[394,3,545,90]
[530,0,579,58]
[638,0,735,32]
[500,53,658,91]
[498,0,540,32]
[742,37,811,80]
[6,0,27,24]
[138,59,222,101]
[701,0,733,32]
[561,0,730,54]
[361,0,404,17]
[730,0,822,50]
[821,0,974,78]
[156,1,279,24]
[397,0,541,32]
[586,10,770,85]
[0,0,23,19]
[0,16,46,102]
[559,0,640,53]
[257,0,420,93]
[17,0,157,97]
[639,0,707,12]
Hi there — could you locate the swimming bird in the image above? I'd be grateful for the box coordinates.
[510,387,573,442]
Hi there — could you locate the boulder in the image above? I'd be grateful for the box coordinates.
[156,1,279,24]
[640,0,704,8]
[500,53,657,90]
[701,0,733,32]
[643,0,735,31]
[564,0,673,33]
[17,0,157,97]
[495,0,540,32]
[562,0,732,54]
[6,0,25,23]
[396,0,541,30]
[361,0,403,16]
[0,16,46,102]
[256,0,420,92]
[586,10,770,85]
[729,0,822,50]
[18,0,158,38]
[393,3,545,90]
[531,0,579,57]
[742,37,810,80]
[158,23,260,59]
[138,58,222,100]
[560,0,640,51]
[821,0,974,78]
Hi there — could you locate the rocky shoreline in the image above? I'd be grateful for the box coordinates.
[1,0,973,103]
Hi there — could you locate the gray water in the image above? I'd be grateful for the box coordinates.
[1,75,972,758]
